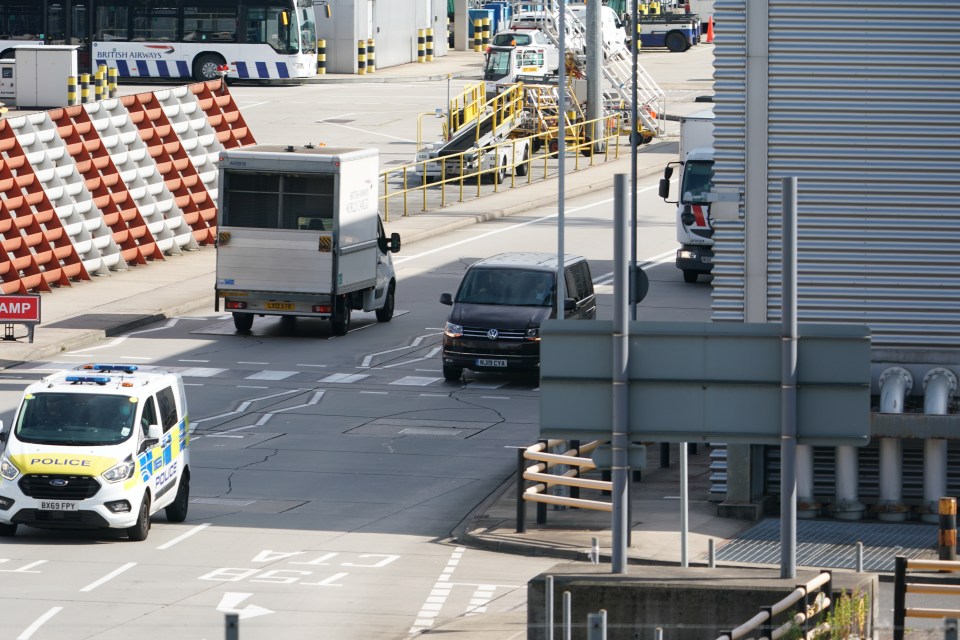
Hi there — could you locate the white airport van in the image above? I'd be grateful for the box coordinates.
[0,364,191,541]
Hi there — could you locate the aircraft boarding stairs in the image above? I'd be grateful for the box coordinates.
[509,0,665,137]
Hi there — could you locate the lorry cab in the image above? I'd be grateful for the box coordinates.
[0,364,190,541]
[483,42,558,98]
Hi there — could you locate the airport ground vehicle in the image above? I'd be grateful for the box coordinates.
[439,252,596,381]
[0,0,318,80]
[483,39,559,99]
[659,107,715,282]
[0,364,190,541]
[215,146,401,335]
[630,11,701,52]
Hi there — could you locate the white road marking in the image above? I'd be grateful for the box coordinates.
[216,592,274,620]
[319,373,369,384]
[379,347,443,369]
[180,367,227,378]
[80,562,137,592]
[391,376,442,386]
[192,389,304,425]
[360,390,388,394]
[156,523,211,550]
[246,370,298,380]
[360,333,439,367]
[297,363,328,367]
[237,385,269,389]
[180,359,210,362]
[17,607,62,640]
[271,391,325,413]
[238,361,269,365]
[409,547,466,635]
[481,396,510,400]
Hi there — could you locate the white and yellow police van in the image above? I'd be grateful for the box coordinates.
[0,364,190,541]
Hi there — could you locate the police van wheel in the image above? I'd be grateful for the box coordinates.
[233,312,254,333]
[165,471,190,523]
[683,270,699,283]
[330,298,351,336]
[443,365,463,382]
[127,494,151,542]
[375,284,395,322]
[0,523,16,537]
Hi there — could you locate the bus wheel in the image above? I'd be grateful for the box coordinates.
[665,32,687,53]
[193,54,226,82]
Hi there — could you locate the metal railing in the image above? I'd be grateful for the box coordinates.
[717,571,833,640]
[380,112,624,221]
[894,556,960,640]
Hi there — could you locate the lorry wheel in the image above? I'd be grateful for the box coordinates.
[375,284,395,322]
[515,146,529,177]
[233,312,253,333]
[330,298,351,336]
[548,139,559,155]
[665,32,687,53]
[165,471,190,523]
[683,270,699,283]
[443,365,463,382]
[127,493,151,542]
[0,523,16,537]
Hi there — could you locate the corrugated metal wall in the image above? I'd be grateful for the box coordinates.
[711,0,960,350]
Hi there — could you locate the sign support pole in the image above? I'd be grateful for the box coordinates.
[780,177,798,578]
[612,174,630,573]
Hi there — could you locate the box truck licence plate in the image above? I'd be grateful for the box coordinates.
[265,302,295,311]
[476,359,507,367]
[40,501,77,511]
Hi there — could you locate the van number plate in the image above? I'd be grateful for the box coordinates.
[265,302,295,311]
[40,501,77,511]
[476,358,507,367]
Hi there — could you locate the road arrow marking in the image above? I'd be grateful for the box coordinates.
[216,592,274,619]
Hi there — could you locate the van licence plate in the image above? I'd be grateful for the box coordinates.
[39,501,77,511]
[476,358,507,367]
[265,302,295,311]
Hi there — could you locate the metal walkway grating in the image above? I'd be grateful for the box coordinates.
[713,518,937,572]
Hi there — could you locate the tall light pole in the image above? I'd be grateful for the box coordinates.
[556,0,566,318]
[630,0,639,320]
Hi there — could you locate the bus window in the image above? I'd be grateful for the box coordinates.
[131,3,178,42]
[245,5,298,54]
[183,4,238,43]
[299,8,316,53]
[95,1,128,41]
[0,2,43,40]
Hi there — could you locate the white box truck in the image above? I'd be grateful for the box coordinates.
[215,145,401,335]
[658,107,714,283]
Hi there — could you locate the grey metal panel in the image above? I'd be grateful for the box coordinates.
[710,0,960,351]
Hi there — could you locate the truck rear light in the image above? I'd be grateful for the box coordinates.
[312,305,332,313]
[225,301,247,310]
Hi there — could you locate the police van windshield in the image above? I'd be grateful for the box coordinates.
[457,268,555,307]
[15,392,138,446]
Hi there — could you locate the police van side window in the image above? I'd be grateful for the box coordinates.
[156,386,178,432]
[141,396,158,432]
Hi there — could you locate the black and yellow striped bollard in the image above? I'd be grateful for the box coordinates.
[80,73,90,104]
[481,16,490,47]
[317,39,326,75]
[417,29,426,63]
[939,497,957,561]
[108,66,118,98]
[95,67,105,101]
[366,38,375,73]
[425,28,434,62]
[357,39,366,75]
[67,75,77,106]
[473,19,482,52]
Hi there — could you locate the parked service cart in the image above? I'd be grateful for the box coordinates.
[215,146,401,336]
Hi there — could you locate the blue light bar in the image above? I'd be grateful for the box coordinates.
[92,364,139,373]
[65,375,111,385]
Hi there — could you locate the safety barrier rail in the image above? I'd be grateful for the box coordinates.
[894,556,960,640]
[716,571,834,640]
[381,112,624,221]
[515,439,612,533]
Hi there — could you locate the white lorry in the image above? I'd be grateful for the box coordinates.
[215,146,401,335]
[658,107,715,283]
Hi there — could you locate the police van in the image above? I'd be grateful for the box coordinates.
[0,364,190,541]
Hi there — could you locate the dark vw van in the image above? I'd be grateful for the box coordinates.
[439,252,596,381]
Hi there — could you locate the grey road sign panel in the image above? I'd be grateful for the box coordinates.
[540,320,871,446]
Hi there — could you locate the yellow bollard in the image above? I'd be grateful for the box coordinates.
[317,38,326,74]
[417,28,425,63]
[95,69,104,101]
[67,75,77,106]
[357,40,366,75]
[425,28,434,62]
[108,67,117,98]
[366,38,375,73]
[473,19,482,52]
[80,73,90,103]
[481,16,490,47]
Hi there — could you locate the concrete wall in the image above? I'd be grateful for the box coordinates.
[527,564,879,640]
[317,0,448,73]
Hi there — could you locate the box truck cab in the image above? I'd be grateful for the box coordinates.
[0,364,191,541]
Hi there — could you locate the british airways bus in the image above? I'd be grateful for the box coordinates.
[0,0,317,82]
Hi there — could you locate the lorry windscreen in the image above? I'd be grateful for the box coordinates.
[15,392,137,446]
[681,160,714,204]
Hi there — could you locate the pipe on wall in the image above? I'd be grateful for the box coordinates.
[797,444,818,518]
[922,368,958,523]
[876,367,913,522]
[833,445,863,520]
